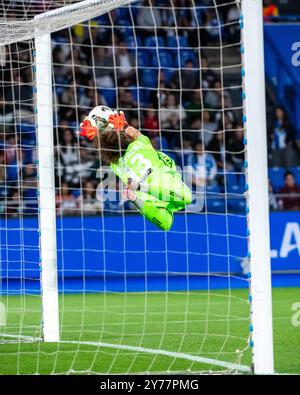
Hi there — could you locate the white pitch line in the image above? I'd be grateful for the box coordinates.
[0,333,42,342]
[0,333,251,373]
[61,340,251,373]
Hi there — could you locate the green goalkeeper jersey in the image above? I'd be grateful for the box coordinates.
[110,135,176,185]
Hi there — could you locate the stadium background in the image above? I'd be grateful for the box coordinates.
[0,0,299,291]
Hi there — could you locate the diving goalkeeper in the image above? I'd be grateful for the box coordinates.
[80,106,192,231]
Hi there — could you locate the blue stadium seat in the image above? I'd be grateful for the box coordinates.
[7,162,18,181]
[117,19,131,26]
[196,8,205,24]
[139,88,151,106]
[207,196,226,213]
[206,184,221,193]
[115,7,131,21]
[227,184,244,194]
[144,36,165,49]
[152,50,175,68]
[125,35,142,49]
[165,151,178,164]
[141,69,158,88]
[157,136,169,151]
[237,173,246,188]
[167,35,188,49]
[127,85,138,102]
[94,14,110,25]
[55,86,65,96]
[17,123,35,144]
[137,50,149,67]
[224,172,238,188]
[179,50,197,67]
[268,167,285,190]
[290,167,300,185]
[163,69,175,84]
[118,26,134,39]
[159,51,174,68]
[100,88,116,107]
[228,197,246,213]
[225,183,246,213]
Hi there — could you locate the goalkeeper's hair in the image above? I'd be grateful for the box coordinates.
[93,128,133,164]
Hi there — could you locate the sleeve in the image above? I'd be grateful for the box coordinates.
[136,134,152,147]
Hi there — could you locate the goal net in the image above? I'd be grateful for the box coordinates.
[0,0,271,374]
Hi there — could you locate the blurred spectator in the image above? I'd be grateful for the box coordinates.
[0,94,13,129]
[188,118,202,143]
[201,10,221,45]
[80,180,102,215]
[175,138,193,168]
[3,6,299,218]
[22,164,38,213]
[215,95,235,129]
[119,89,137,109]
[81,21,103,60]
[269,178,279,211]
[227,128,245,172]
[56,128,79,186]
[207,130,233,173]
[205,80,222,109]
[143,110,159,136]
[115,41,136,85]
[263,0,279,21]
[187,140,217,187]
[7,190,23,217]
[78,147,98,181]
[93,47,115,88]
[129,116,140,130]
[185,90,202,123]
[56,182,79,215]
[278,171,300,211]
[59,86,77,121]
[79,87,108,110]
[201,110,218,146]
[71,46,91,87]
[5,134,17,164]
[5,70,34,120]
[137,0,162,38]
[0,152,7,211]
[201,56,218,89]
[181,59,200,94]
[226,5,240,42]
[119,89,138,120]
[160,93,186,130]
[269,106,299,168]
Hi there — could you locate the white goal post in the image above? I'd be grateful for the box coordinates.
[35,32,59,342]
[34,0,137,343]
[242,0,274,374]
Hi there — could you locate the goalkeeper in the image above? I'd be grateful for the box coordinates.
[80,106,192,231]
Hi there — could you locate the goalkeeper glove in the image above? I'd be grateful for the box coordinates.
[79,117,98,141]
[107,110,128,131]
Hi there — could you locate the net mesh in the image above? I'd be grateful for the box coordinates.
[0,0,252,374]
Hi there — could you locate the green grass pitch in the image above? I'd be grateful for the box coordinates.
[0,287,299,374]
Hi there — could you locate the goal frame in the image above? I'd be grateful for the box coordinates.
[34,0,274,373]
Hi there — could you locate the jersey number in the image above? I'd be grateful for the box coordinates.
[130,154,151,174]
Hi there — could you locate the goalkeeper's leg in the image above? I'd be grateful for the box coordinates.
[132,191,174,231]
[131,186,191,231]
[143,172,192,209]
[123,172,191,231]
